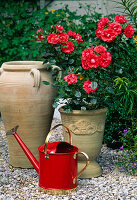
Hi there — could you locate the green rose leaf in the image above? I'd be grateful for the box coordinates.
[68,59,74,64]
[106,87,114,94]
[81,106,86,111]
[43,53,54,58]
[49,59,56,64]
[55,46,60,51]
[64,57,69,61]
[51,84,56,88]
[116,69,123,74]
[43,81,50,85]
[73,100,80,105]
[65,108,71,113]
[90,98,97,105]
[66,87,71,92]
[59,92,65,98]
[90,81,98,90]
[75,91,81,98]
[52,103,58,108]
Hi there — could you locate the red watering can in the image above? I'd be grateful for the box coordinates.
[7,124,89,195]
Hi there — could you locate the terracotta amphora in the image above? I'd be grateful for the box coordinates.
[0,61,58,168]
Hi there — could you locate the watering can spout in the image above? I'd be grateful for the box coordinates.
[6,126,39,174]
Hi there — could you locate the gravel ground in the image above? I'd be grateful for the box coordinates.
[0,118,137,200]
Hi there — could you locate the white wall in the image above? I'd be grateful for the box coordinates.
[47,0,122,16]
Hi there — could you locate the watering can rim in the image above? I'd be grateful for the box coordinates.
[38,143,79,155]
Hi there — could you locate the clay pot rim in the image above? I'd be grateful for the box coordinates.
[59,107,108,115]
[1,61,46,71]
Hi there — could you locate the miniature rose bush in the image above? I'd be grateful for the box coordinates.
[94,15,136,149]
[35,14,135,113]
[35,24,113,112]
[33,7,136,149]
[94,14,135,93]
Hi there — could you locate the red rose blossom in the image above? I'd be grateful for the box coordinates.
[61,41,74,53]
[67,31,83,44]
[115,15,127,24]
[95,29,103,39]
[82,48,99,69]
[101,28,115,42]
[98,17,109,29]
[55,24,64,33]
[124,24,135,38]
[67,30,77,38]
[82,56,99,70]
[109,22,122,36]
[58,32,69,43]
[94,45,106,54]
[36,28,44,41]
[82,47,94,60]
[81,59,90,70]
[64,73,77,85]
[98,52,112,68]
[75,33,83,44]
[83,80,98,93]
[47,33,60,44]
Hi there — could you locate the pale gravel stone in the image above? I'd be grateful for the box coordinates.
[0,118,137,200]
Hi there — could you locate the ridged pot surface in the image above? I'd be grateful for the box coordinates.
[0,61,56,168]
[59,108,108,178]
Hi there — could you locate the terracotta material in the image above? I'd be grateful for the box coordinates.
[0,61,56,168]
[59,108,108,178]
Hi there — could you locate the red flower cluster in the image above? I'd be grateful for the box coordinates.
[114,15,127,24]
[124,24,135,38]
[46,25,83,53]
[47,33,60,44]
[67,30,76,37]
[96,15,134,42]
[100,28,115,42]
[67,30,83,44]
[64,73,77,84]
[64,45,111,94]
[98,52,112,68]
[75,33,83,44]
[94,45,106,54]
[82,48,98,69]
[81,46,111,69]
[83,81,98,93]
[61,41,74,53]
[55,25,63,33]
[58,32,69,43]
[109,22,122,36]
[64,73,99,93]
[97,17,109,29]
[36,29,44,41]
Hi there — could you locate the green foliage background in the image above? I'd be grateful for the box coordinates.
[0,0,136,150]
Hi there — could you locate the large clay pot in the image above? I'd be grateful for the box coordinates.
[59,108,108,178]
[0,61,57,168]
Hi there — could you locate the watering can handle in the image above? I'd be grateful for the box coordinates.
[73,152,89,184]
[44,124,72,159]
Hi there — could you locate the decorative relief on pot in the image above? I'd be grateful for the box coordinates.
[68,120,97,135]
